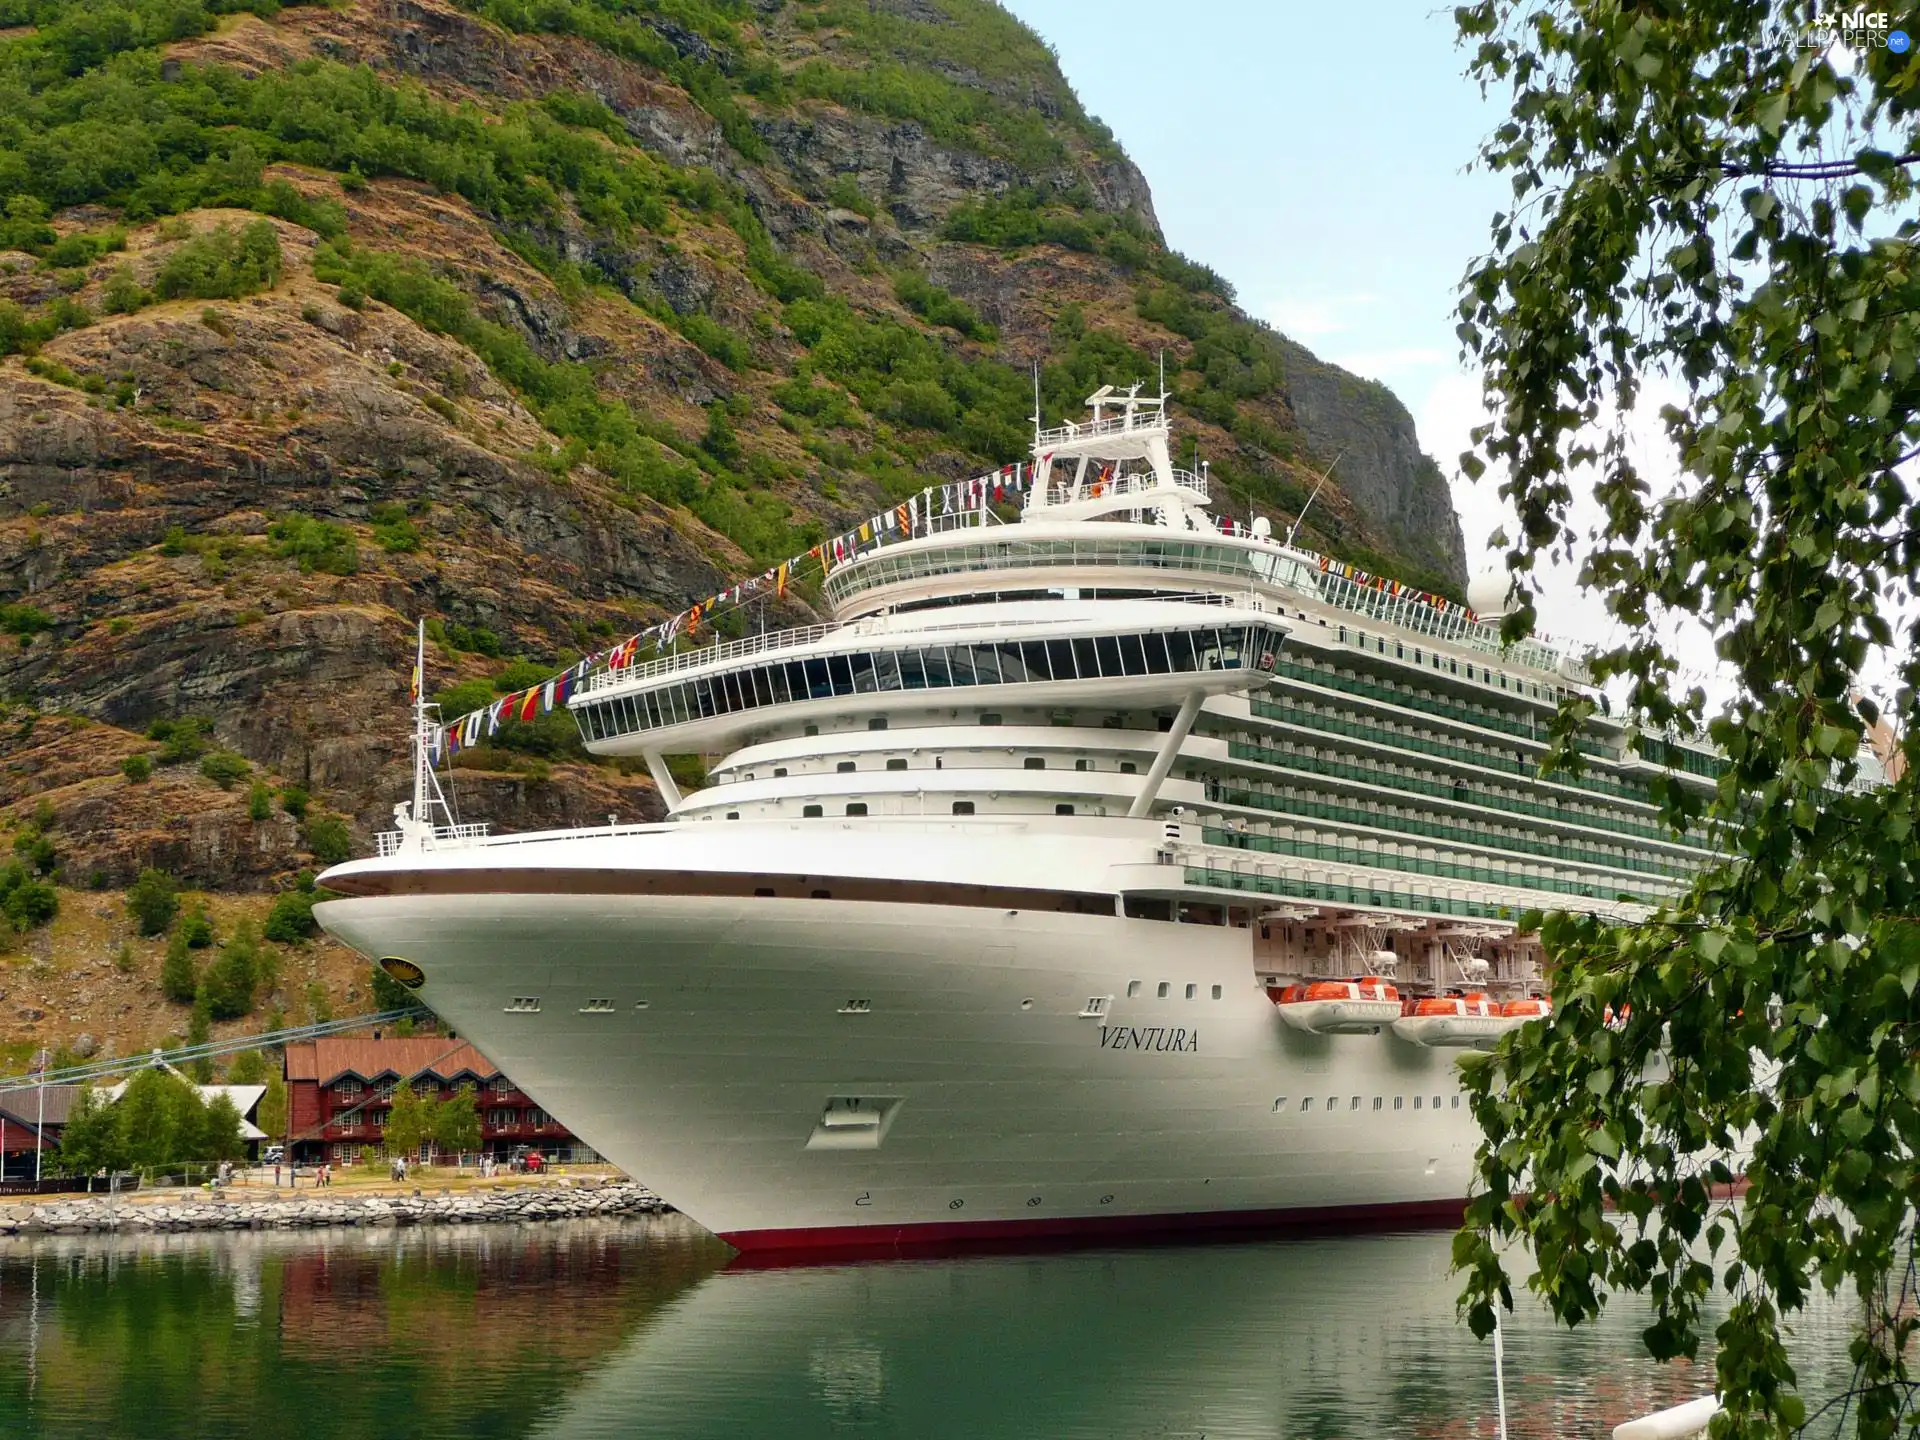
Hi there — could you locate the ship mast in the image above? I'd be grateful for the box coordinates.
[403,618,454,849]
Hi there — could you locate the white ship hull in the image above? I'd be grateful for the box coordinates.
[318,885,1485,1252]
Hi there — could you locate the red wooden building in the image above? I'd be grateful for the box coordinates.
[282,1038,584,1165]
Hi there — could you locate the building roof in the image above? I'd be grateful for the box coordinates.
[0,1083,78,1129]
[284,1037,502,1086]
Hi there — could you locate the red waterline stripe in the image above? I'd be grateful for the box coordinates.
[720,1196,1468,1261]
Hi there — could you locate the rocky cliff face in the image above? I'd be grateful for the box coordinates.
[0,0,1467,1059]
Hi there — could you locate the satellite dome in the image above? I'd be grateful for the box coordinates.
[1466,564,1519,618]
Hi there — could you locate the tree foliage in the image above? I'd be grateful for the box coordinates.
[1451,4,1920,1436]
[66,1069,245,1175]
[432,1089,481,1156]
[382,1081,430,1159]
[126,867,178,936]
[159,928,197,1004]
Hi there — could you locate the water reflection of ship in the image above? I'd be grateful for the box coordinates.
[534,1230,1746,1440]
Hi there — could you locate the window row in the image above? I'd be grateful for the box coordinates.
[329,1076,513,1100]
[1273,1093,1463,1113]
[1123,980,1224,999]
[577,625,1284,742]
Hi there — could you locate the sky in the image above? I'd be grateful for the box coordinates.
[1000,0,1675,672]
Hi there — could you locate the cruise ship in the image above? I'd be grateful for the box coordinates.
[315,386,1728,1253]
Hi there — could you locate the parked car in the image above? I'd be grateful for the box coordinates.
[261,1145,284,1165]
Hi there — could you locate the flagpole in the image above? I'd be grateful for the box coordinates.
[411,618,428,833]
[32,1051,45,1185]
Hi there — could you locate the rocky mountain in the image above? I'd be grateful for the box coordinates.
[0,0,1466,1063]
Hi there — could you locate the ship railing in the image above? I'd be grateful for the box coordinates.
[371,820,664,857]
[576,598,1254,699]
[575,623,844,696]
[373,822,493,857]
[1028,467,1209,510]
[1033,411,1168,448]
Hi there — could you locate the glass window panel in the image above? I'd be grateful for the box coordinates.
[897,650,928,689]
[1021,641,1052,681]
[1095,635,1123,675]
[722,672,745,712]
[947,647,977,686]
[969,645,1001,685]
[827,654,855,695]
[693,678,718,717]
[643,692,663,728]
[1072,637,1100,677]
[752,668,776,706]
[1119,633,1148,674]
[997,643,1030,683]
[1197,629,1224,670]
[1165,631,1196,671]
[872,651,902,690]
[849,652,878,693]
[1043,639,1075,679]
[804,658,832,699]
[924,648,952,687]
[1142,632,1171,673]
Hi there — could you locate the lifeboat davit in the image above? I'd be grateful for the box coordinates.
[1271,977,1402,1035]
[1391,992,1510,1048]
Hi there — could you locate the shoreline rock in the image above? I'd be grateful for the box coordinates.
[0,1180,670,1235]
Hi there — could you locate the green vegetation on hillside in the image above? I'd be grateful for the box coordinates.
[0,0,1454,582]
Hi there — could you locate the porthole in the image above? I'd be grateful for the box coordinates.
[1184,984,1197,999]
[803,804,823,818]
[1210,985,1222,1000]
[1127,980,1141,997]
[1019,998,1034,1010]
[1156,982,1170,998]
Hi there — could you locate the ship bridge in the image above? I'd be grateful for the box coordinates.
[1022,385,1212,530]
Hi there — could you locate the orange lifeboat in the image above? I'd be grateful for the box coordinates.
[1391,992,1509,1048]
[1502,997,1551,1020]
[1273,976,1401,1035]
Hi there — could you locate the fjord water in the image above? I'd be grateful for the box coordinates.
[0,1217,1858,1439]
